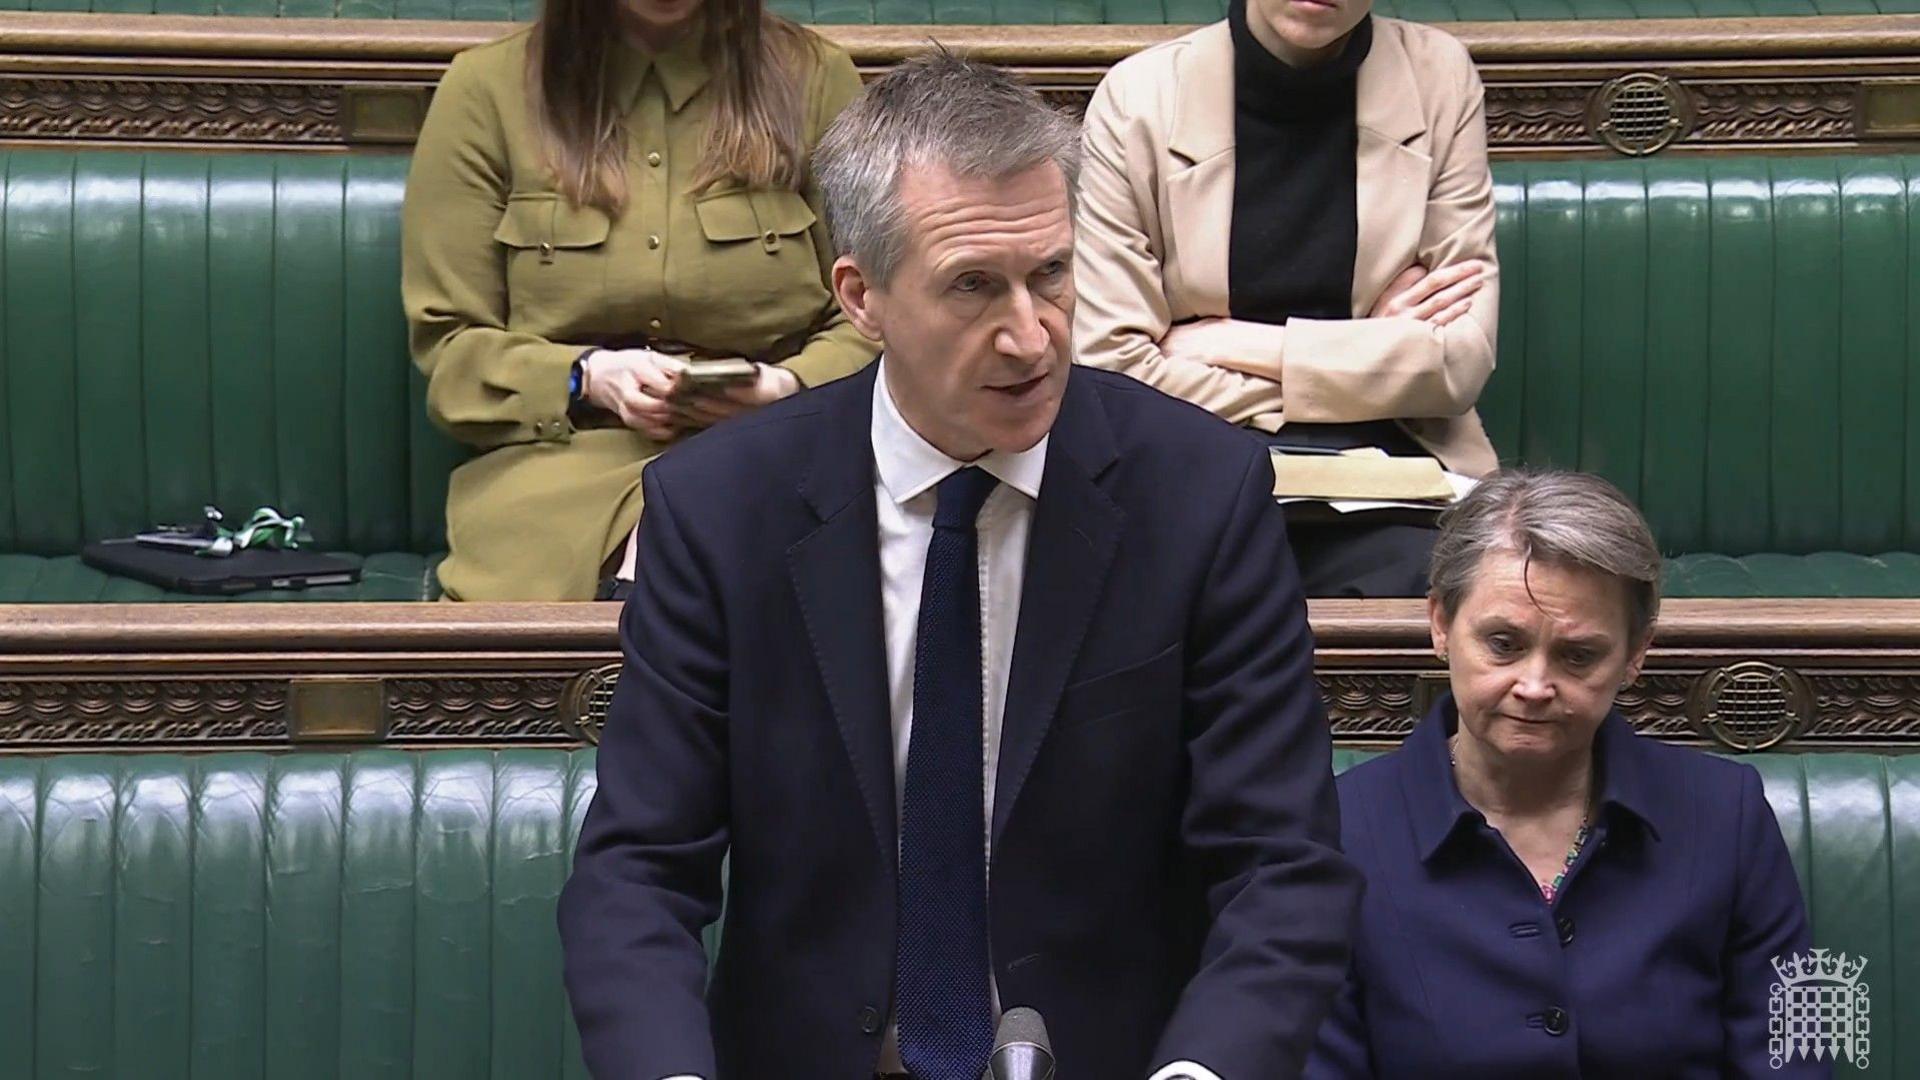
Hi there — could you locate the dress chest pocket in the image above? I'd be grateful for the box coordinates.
[493,193,612,324]
[690,188,824,326]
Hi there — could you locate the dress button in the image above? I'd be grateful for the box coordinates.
[647,234,661,250]
[647,151,662,167]
[1556,915,1575,946]
[1543,1007,1569,1036]
[857,1005,881,1034]
[648,317,663,331]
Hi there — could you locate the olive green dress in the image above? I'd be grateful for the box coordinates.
[402,24,877,600]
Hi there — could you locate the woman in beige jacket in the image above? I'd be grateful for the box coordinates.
[1074,0,1498,597]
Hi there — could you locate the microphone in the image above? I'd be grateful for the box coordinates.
[981,1006,1055,1080]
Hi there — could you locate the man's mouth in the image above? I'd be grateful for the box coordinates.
[988,374,1047,398]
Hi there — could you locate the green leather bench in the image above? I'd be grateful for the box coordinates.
[0,152,461,602]
[0,747,1908,1076]
[4,0,1908,19]
[3,148,1919,600]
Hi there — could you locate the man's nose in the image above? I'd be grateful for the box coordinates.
[996,288,1050,362]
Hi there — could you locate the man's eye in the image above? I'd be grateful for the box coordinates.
[954,273,986,293]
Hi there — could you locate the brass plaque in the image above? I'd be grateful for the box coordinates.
[341,85,433,145]
[287,677,388,742]
[1860,82,1920,138]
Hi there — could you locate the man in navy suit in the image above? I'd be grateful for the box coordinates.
[558,49,1361,1080]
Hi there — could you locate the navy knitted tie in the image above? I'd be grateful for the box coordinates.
[896,466,1000,1080]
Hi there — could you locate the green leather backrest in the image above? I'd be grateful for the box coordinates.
[1487,156,1920,556]
[0,751,599,1079]
[4,150,1917,560]
[0,151,464,557]
[1,747,1912,1077]
[0,0,1911,18]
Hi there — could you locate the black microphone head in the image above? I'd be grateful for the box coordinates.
[984,1007,1054,1080]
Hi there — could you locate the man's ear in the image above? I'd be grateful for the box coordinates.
[832,256,884,341]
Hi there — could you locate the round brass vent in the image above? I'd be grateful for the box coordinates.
[1588,73,1690,156]
[561,662,622,745]
[1688,662,1813,752]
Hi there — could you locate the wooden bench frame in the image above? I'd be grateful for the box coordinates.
[3,598,1917,753]
[0,13,1918,155]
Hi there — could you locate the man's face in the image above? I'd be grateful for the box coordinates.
[834,160,1075,461]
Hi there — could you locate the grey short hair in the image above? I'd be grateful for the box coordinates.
[1430,469,1663,645]
[810,46,1082,286]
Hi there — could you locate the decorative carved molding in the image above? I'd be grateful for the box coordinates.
[0,75,341,143]
[1809,675,1920,742]
[0,71,1896,154]
[6,601,1920,752]
[1486,83,1593,147]
[0,677,288,746]
[1690,80,1858,143]
[1613,675,1698,741]
[0,14,1916,152]
[386,676,570,742]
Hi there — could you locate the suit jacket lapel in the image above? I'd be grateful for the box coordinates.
[993,371,1123,842]
[1352,19,1431,314]
[1166,22,1237,318]
[788,364,896,867]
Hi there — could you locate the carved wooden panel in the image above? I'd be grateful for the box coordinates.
[3,600,1919,753]
[0,14,1916,153]
[386,675,570,742]
[1689,80,1858,143]
[0,76,342,143]
[0,677,289,747]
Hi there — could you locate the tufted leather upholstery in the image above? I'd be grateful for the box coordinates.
[0,151,463,600]
[4,149,1919,598]
[1489,157,1920,560]
[8,0,1913,19]
[0,748,1907,1075]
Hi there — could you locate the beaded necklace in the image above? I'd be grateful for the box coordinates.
[1451,734,1594,903]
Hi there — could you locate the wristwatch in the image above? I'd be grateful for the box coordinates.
[568,348,599,403]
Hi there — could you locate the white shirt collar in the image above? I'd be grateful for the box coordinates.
[871,358,1048,505]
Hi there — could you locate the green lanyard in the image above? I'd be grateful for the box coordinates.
[197,506,310,557]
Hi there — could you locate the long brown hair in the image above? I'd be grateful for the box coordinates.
[529,0,811,215]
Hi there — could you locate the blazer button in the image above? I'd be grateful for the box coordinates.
[1556,915,1575,946]
[1542,1007,1570,1036]
[857,1006,881,1035]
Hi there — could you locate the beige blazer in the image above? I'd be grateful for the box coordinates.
[1073,17,1499,476]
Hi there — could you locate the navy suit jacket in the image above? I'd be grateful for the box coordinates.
[558,363,1362,1079]
[1308,695,1826,1079]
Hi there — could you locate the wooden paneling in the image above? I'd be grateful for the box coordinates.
[3,599,1918,753]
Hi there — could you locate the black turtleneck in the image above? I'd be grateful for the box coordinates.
[1227,1,1373,327]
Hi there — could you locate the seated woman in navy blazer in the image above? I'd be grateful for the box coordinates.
[1309,469,1826,1078]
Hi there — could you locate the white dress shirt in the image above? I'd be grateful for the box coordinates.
[663,362,1218,1080]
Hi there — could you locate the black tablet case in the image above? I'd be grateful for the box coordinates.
[82,540,362,595]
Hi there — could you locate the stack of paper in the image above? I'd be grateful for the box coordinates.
[1270,447,1478,514]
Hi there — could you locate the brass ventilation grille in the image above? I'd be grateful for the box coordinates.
[561,663,622,745]
[1589,73,1690,156]
[1689,661,1812,752]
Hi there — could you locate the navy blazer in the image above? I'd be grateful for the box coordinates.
[559,363,1362,1080]
[1308,695,1826,1079]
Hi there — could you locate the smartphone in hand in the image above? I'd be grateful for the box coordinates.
[676,358,759,393]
